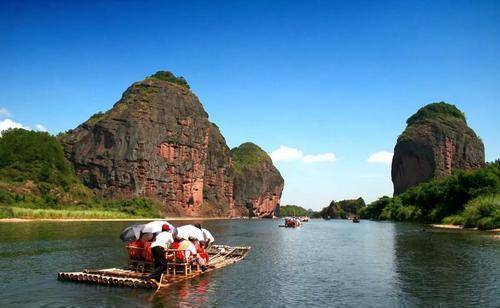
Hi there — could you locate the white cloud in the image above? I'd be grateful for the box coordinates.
[0,118,27,134]
[270,145,337,164]
[367,151,393,164]
[303,153,336,163]
[0,108,11,118]
[35,124,48,132]
[269,146,303,162]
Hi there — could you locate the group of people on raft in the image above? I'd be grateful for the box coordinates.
[284,217,302,228]
[128,223,214,282]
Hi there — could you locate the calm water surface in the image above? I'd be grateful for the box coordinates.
[0,220,498,307]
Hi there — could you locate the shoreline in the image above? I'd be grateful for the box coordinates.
[0,217,246,223]
[430,224,500,233]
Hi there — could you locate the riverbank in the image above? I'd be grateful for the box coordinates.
[0,216,240,223]
[430,224,500,233]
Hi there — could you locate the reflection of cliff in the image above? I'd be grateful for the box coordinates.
[393,227,499,306]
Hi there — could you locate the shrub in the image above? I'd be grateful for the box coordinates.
[150,71,190,89]
[462,194,500,229]
[0,189,15,204]
[406,102,466,126]
[442,215,465,226]
[230,142,270,173]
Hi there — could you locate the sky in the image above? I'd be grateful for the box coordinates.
[0,0,499,210]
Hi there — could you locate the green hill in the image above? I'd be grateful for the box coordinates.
[0,129,160,219]
[319,197,366,219]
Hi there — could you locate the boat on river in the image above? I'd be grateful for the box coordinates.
[280,217,302,228]
[58,244,251,289]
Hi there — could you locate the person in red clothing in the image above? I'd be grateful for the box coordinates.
[190,238,209,264]
[189,238,208,269]
[167,236,184,262]
[196,244,209,264]
[128,238,145,260]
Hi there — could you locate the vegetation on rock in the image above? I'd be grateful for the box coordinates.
[406,101,466,126]
[150,71,190,89]
[230,142,271,173]
[85,111,105,125]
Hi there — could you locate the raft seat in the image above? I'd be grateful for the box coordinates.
[166,249,199,276]
[126,244,153,273]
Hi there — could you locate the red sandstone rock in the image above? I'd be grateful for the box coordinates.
[392,102,485,195]
[230,142,284,218]
[60,72,284,217]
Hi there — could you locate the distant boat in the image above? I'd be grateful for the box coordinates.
[352,216,360,223]
[281,217,302,228]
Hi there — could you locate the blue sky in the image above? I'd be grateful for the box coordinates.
[1,1,499,209]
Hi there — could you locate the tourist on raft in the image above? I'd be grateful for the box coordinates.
[148,224,173,282]
[194,223,215,248]
[169,235,207,272]
[190,237,209,265]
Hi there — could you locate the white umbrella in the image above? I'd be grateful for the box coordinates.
[177,225,205,241]
[202,228,214,243]
[142,220,175,234]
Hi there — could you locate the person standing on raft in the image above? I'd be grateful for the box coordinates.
[148,224,173,282]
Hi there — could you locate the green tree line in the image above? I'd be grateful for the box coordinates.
[360,161,500,229]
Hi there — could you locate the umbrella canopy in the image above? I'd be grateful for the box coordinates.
[202,228,215,243]
[177,224,205,241]
[119,224,145,243]
[142,220,175,234]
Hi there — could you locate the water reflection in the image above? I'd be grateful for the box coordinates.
[0,220,498,307]
[393,225,500,307]
[152,278,212,307]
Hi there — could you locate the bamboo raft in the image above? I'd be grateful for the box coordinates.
[58,244,251,289]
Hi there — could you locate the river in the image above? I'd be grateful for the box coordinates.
[0,219,498,307]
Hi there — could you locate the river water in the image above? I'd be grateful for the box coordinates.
[0,219,498,307]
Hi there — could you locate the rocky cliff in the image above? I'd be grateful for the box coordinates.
[60,71,283,217]
[391,102,485,195]
[230,143,284,218]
